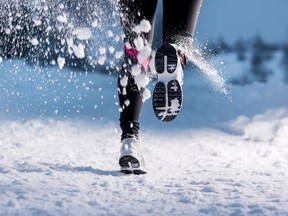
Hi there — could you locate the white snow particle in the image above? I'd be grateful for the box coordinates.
[57,14,67,23]
[132,19,151,34]
[46,26,52,32]
[120,76,128,87]
[107,30,114,38]
[124,99,130,107]
[73,44,85,59]
[131,64,142,77]
[98,56,106,65]
[33,19,42,26]
[134,36,144,51]
[109,47,115,54]
[134,73,150,90]
[92,19,98,27]
[57,57,65,70]
[114,35,120,42]
[59,3,64,9]
[30,38,39,46]
[72,28,92,40]
[66,38,74,48]
[115,51,123,59]
[99,47,106,55]
[5,29,11,35]
[138,46,152,63]
[142,88,151,102]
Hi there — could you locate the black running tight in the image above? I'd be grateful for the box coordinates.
[118,0,202,140]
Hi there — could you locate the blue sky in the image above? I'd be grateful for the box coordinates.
[196,0,288,44]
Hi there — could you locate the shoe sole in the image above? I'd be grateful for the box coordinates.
[152,45,183,122]
[119,155,147,175]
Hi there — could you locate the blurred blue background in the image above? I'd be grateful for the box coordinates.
[197,0,288,44]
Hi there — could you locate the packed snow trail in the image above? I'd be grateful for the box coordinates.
[0,117,288,216]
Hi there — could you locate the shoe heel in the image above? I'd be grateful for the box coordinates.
[119,156,146,175]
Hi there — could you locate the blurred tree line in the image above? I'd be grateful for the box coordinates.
[205,35,288,85]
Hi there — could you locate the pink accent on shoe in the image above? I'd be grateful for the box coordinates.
[141,58,149,71]
[124,44,149,71]
[179,53,186,68]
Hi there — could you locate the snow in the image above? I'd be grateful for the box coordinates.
[109,47,115,54]
[98,47,106,55]
[57,57,65,70]
[0,118,288,215]
[132,19,151,34]
[1,49,287,215]
[97,56,106,65]
[134,36,144,51]
[30,38,39,46]
[138,45,152,64]
[72,28,92,41]
[131,64,142,77]
[142,88,151,102]
[73,44,85,59]
[92,19,98,28]
[0,5,288,214]
[114,51,123,59]
[56,14,68,23]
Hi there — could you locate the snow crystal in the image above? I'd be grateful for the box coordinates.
[131,64,142,77]
[57,57,65,69]
[138,46,152,64]
[99,47,106,55]
[142,88,151,102]
[133,37,144,51]
[46,26,52,32]
[115,51,123,59]
[66,38,74,54]
[30,38,39,46]
[73,44,85,59]
[5,29,11,35]
[120,76,128,87]
[0,57,2,63]
[124,99,130,107]
[132,19,151,34]
[134,73,150,90]
[33,19,42,26]
[59,3,65,9]
[107,30,114,38]
[92,19,98,27]
[109,47,115,54]
[114,35,120,42]
[72,28,92,40]
[98,56,106,65]
[57,14,67,23]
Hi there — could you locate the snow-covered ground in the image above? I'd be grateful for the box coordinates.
[1,50,288,215]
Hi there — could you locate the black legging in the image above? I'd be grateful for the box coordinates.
[118,0,202,140]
